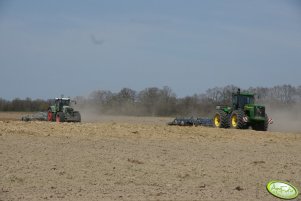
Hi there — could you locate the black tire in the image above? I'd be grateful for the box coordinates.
[252,114,268,131]
[73,111,81,122]
[230,110,247,129]
[47,110,55,121]
[213,110,230,128]
[56,112,65,122]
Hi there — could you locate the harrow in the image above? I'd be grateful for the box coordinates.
[167,117,213,127]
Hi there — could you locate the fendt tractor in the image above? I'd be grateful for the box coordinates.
[214,89,272,131]
[47,97,81,123]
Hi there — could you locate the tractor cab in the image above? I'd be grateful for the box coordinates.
[231,89,265,118]
[55,98,71,112]
[232,89,254,110]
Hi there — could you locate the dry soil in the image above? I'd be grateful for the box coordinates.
[0,113,301,201]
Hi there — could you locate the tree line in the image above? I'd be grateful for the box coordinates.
[1,84,300,116]
[0,98,50,112]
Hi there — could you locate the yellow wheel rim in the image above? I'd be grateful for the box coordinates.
[232,114,237,128]
[214,115,221,127]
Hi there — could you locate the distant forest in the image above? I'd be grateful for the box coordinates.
[1,85,300,116]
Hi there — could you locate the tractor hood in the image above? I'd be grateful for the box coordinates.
[244,104,266,119]
[244,104,265,109]
[63,106,74,113]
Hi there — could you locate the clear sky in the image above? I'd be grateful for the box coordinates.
[0,0,300,99]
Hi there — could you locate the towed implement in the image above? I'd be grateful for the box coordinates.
[47,98,81,122]
[21,112,48,121]
[168,117,213,127]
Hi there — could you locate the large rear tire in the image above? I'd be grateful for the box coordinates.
[213,110,230,128]
[56,112,65,123]
[47,110,53,121]
[230,110,247,129]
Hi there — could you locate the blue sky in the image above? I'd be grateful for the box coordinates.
[0,0,300,99]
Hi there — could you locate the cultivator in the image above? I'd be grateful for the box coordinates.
[168,117,213,127]
[21,112,48,121]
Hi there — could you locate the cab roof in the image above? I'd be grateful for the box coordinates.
[55,98,70,100]
[239,92,254,97]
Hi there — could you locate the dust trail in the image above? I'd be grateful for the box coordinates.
[267,104,301,133]
[73,104,103,122]
[73,103,170,124]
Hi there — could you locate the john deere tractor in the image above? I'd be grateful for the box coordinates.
[47,98,81,122]
[213,89,272,131]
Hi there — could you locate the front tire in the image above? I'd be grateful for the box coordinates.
[73,111,81,122]
[252,114,268,131]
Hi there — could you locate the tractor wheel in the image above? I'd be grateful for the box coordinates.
[213,110,230,128]
[73,111,81,122]
[230,110,247,129]
[47,110,53,121]
[252,114,268,131]
[56,112,65,123]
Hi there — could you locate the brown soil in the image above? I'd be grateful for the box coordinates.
[0,113,300,201]
[0,112,31,121]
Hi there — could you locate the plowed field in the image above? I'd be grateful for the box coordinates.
[0,113,300,201]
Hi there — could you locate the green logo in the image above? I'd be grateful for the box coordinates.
[267,180,299,200]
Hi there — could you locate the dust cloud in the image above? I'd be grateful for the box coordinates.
[73,104,103,122]
[267,104,301,133]
[73,103,169,124]
[73,99,301,133]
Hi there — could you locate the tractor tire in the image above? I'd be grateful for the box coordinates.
[213,110,230,128]
[56,112,65,123]
[73,111,81,122]
[47,110,54,121]
[252,114,268,131]
[230,110,247,129]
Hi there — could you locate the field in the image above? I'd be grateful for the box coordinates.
[0,112,301,201]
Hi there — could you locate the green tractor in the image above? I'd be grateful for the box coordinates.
[213,89,272,131]
[47,97,81,123]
